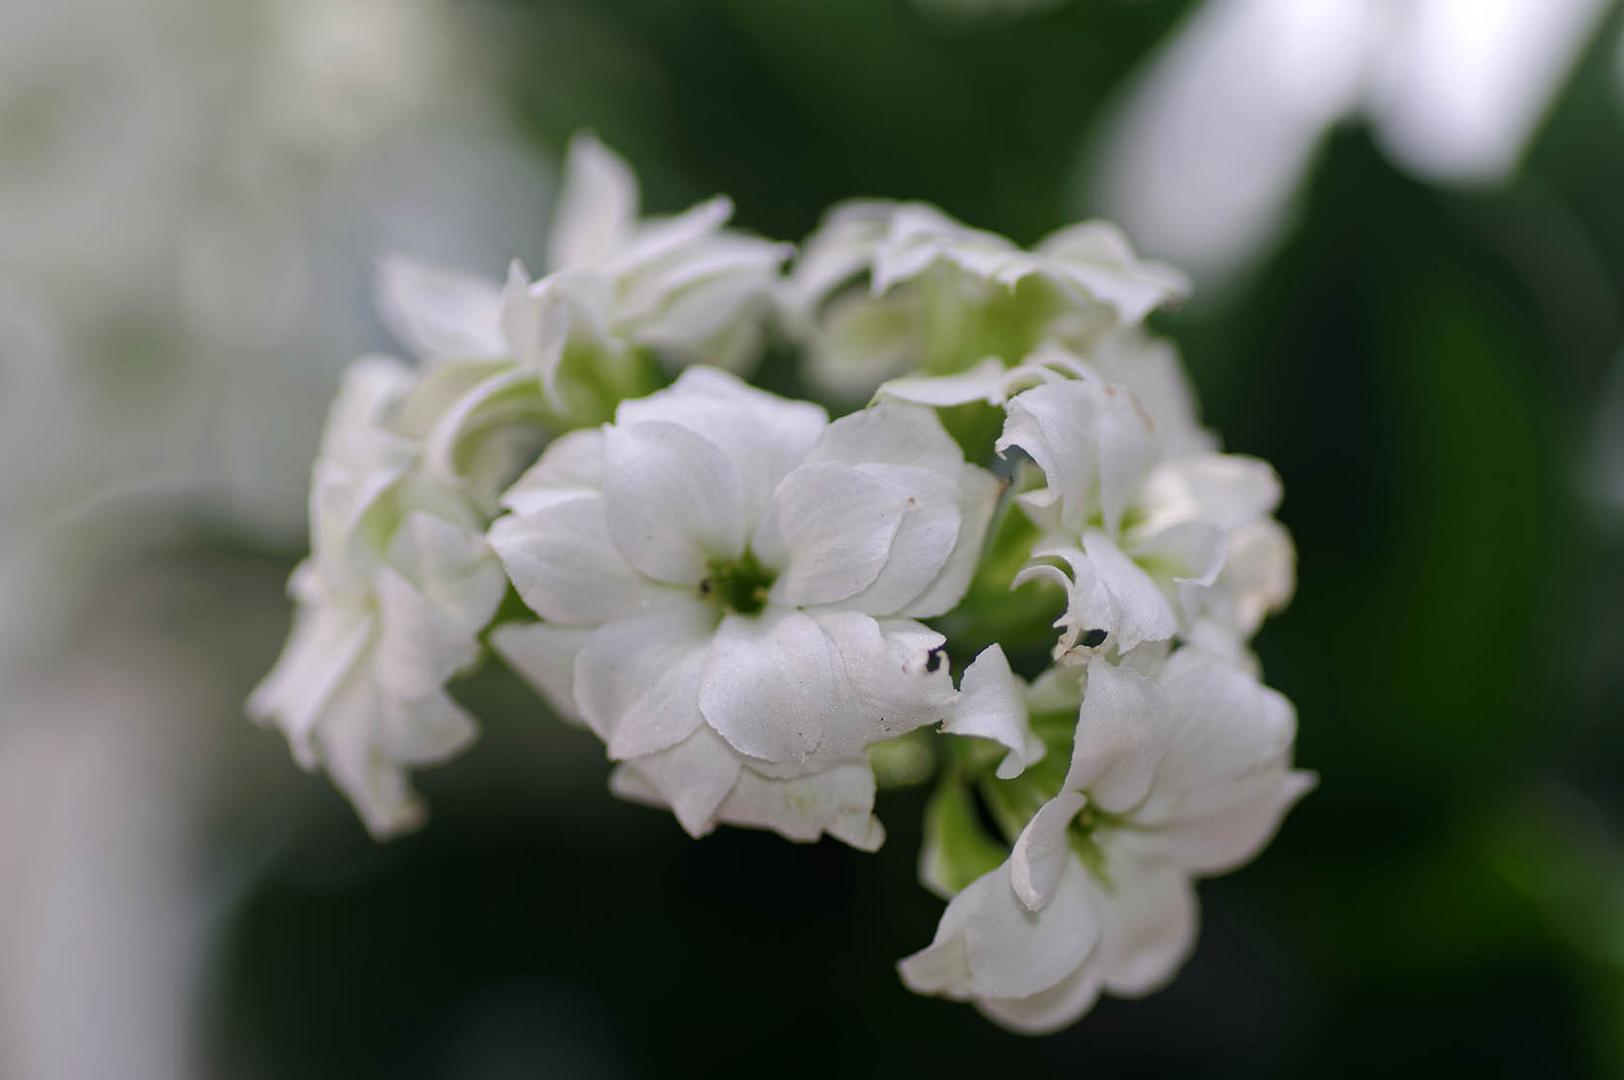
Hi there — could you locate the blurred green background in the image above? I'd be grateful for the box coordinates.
[4,1,1621,1077]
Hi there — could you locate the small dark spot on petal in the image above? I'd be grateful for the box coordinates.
[924,645,947,673]
[1080,628,1108,648]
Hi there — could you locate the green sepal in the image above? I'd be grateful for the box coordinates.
[921,776,1011,896]
[868,730,938,790]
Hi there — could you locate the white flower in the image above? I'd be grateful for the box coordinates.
[900,650,1313,1033]
[881,330,1212,457]
[789,200,1188,400]
[487,367,1000,848]
[249,357,507,836]
[376,134,788,410]
[996,374,1292,658]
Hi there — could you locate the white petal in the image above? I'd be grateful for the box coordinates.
[872,203,1014,294]
[899,855,1101,1001]
[897,463,1001,619]
[999,379,1156,535]
[879,357,1012,408]
[806,398,964,477]
[377,687,479,767]
[615,367,828,537]
[500,262,614,408]
[607,761,661,805]
[1209,517,1296,637]
[1086,529,1179,651]
[1142,769,1315,875]
[698,609,843,764]
[603,648,712,762]
[374,254,506,361]
[1132,519,1227,588]
[787,199,892,314]
[489,494,681,625]
[499,428,605,514]
[714,762,885,851]
[547,133,638,272]
[896,914,972,996]
[766,462,911,608]
[1010,791,1087,911]
[392,356,511,440]
[1142,649,1298,823]
[385,513,508,638]
[316,355,416,467]
[416,366,541,493]
[975,964,1104,1035]
[1138,453,1283,533]
[622,229,784,302]
[371,518,503,709]
[1093,854,1199,997]
[1086,327,1214,459]
[489,620,593,725]
[629,262,776,363]
[306,358,418,592]
[698,609,952,772]
[572,603,716,757]
[603,419,747,584]
[1030,219,1190,323]
[248,591,372,767]
[1038,531,1179,655]
[841,465,966,617]
[945,645,1044,781]
[782,401,992,615]
[1064,659,1164,813]
[616,229,783,337]
[812,611,957,760]
[611,726,743,838]
[609,196,734,277]
[370,568,479,705]
[311,672,428,839]
[968,856,1102,1000]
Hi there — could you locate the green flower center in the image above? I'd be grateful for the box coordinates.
[1068,804,1116,884]
[701,551,776,616]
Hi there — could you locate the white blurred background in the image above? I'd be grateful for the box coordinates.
[0,1,551,1075]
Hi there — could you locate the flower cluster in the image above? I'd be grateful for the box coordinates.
[252,134,1309,1033]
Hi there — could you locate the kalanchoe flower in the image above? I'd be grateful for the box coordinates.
[882,329,1215,462]
[789,200,1188,400]
[249,357,507,836]
[995,368,1293,661]
[376,134,788,416]
[900,650,1313,1033]
[250,171,1308,1040]
[487,367,1000,848]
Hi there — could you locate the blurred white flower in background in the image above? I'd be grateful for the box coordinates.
[0,0,547,1077]
[1088,0,1611,283]
[0,0,550,648]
